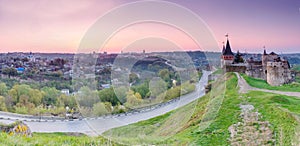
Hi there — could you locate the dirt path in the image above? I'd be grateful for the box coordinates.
[235,73,300,97]
[229,104,275,146]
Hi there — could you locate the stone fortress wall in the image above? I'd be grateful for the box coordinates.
[220,37,292,86]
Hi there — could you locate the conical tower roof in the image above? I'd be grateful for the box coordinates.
[223,39,234,56]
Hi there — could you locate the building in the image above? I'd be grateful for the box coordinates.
[221,37,292,86]
[221,37,247,73]
[61,89,70,96]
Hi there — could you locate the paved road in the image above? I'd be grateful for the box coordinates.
[0,71,210,136]
[235,72,300,97]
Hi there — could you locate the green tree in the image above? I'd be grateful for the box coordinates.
[41,87,60,105]
[57,94,77,108]
[234,51,244,63]
[28,89,43,106]
[129,73,139,83]
[131,81,150,99]
[92,102,109,116]
[158,69,170,81]
[8,84,31,104]
[0,96,7,111]
[2,67,17,78]
[98,87,119,106]
[15,95,35,114]
[77,86,99,107]
[0,82,8,96]
[149,78,167,97]
[125,90,142,107]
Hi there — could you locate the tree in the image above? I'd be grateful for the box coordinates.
[57,94,77,108]
[125,90,142,107]
[158,69,173,88]
[131,81,150,99]
[98,87,119,106]
[8,84,32,104]
[28,89,43,106]
[149,78,167,97]
[15,95,35,114]
[129,73,139,83]
[0,96,7,111]
[92,102,109,116]
[0,82,8,96]
[76,86,99,107]
[2,67,17,78]
[158,69,170,81]
[41,87,60,106]
[234,51,244,63]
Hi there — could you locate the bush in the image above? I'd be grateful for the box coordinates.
[93,102,109,116]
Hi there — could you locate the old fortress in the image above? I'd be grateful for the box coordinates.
[221,36,292,86]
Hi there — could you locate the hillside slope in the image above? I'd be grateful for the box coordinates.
[103,73,300,145]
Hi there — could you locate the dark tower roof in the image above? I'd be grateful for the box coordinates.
[223,39,234,56]
[263,49,267,55]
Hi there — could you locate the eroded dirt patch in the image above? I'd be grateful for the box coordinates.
[229,104,275,146]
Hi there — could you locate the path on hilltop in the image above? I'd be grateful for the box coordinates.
[235,72,300,97]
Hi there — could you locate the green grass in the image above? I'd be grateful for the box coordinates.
[241,73,300,92]
[104,73,300,145]
[104,73,242,145]
[243,91,300,145]
[0,132,119,146]
[212,68,223,75]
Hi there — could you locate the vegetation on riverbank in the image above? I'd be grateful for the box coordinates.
[241,73,300,92]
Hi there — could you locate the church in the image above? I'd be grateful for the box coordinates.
[220,36,292,86]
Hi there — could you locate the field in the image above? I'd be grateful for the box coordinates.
[241,74,300,92]
[104,73,300,145]
[0,132,120,146]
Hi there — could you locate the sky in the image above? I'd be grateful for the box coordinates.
[0,0,299,53]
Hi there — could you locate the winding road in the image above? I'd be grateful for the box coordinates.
[0,71,211,136]
[235,72,300,97]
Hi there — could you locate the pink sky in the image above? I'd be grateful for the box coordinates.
[0,0,299,53]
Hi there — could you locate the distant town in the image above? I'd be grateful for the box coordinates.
[1,50,300,91]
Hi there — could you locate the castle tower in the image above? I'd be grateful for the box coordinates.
[267,62,286,86]
[262,49,279,80]
[221,35,234,68]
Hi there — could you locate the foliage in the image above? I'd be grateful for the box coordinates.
[93,102,110,116]
[129,73,139,83]
[0,82,8,96]
[125,90,142,108]
[131,81,150,99]
[76,86,99,107]
[2,67,17,78]
[41,87,60,105]
[0,96,7,111]
[98,87,119,106]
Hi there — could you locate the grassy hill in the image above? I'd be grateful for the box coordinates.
[103,73,300,145]
[0,73,299,145]
[241,74,300,92]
